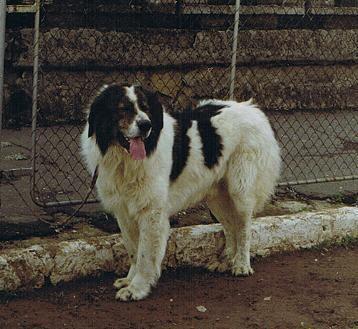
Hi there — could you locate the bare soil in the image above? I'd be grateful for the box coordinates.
[0,245,357,329]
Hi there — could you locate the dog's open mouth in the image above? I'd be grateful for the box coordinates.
[129,137,146,160]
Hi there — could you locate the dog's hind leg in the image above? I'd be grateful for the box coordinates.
[209,186,255,276]
[115,209,170,301]
[207,183,237,272]
[227,194,254,276]
[224,155,258,276]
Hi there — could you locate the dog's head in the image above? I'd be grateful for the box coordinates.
[87,84,163,160]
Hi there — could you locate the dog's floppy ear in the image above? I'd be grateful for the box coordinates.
[87,85,117,155]
[87,103,96,138]
[135,86,164,157]
[87,84,110,138]
[141,87,164,133]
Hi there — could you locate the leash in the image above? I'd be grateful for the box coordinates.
[60,165,99,226]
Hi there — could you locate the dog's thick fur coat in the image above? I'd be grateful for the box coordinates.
[81,84,281,301]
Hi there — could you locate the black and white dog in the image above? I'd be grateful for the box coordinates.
[81,84,281,301]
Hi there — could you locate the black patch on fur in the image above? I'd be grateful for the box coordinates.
[88,84,130,155]
[169,103,225,181]
[170,116,192,181]
[134,86,164,157]
[194,104,224,168]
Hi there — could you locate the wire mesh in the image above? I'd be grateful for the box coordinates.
[233,2,358,186]
[27,0,357,207]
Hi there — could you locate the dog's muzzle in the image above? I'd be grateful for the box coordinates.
[137,119,152,137]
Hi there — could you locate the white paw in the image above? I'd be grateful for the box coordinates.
[232,263,254,277]
[113,277,130,289]
[115,285,150,302]
[207,260,230,273]
[224,247,235,260]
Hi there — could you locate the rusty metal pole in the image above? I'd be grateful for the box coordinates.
[229,0,240,100]
[0,0,6,135]
[30,0,40,201]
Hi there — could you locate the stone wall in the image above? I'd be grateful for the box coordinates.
[3,0,358,125]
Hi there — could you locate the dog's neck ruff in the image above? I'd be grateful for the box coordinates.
[100,144,148,172]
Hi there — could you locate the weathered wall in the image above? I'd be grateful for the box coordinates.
[7,29,358,67]
[8,64,357,124]
[3,0,358,125]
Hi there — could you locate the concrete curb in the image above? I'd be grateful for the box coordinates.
[0,206,357,293]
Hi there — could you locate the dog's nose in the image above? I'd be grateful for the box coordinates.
[137,120,152,134]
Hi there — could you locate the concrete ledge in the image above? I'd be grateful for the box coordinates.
[0,207,357,293]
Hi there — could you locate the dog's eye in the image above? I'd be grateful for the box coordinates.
[139,104,150,113]
[121,107,131,113]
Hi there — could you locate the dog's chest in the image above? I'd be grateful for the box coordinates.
[96,159,149,206]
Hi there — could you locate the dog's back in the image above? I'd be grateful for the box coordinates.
[167,99,281,215]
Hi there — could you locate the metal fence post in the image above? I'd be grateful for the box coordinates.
[0,0,6,135]
[229,0,240,100]
[30,0,40,201]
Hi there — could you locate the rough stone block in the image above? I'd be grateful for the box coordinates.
[6,28,357,68]
[309,6,358,14]
[1,206,356,292]
[0,245,53,291]
[183,65,358,111]
[4,27,357,123]
[50,238,116,285]
[6,63,356,125]
[254,0,304,5]
[307,0,335,7]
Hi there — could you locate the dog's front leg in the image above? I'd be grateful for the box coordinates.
[115,209,169,301]
[113,215,139,290]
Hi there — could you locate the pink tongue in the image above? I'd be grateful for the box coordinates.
[129,137,146,160]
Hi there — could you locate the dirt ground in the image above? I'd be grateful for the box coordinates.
[0,245,357,329]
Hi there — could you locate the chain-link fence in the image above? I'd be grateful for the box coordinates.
[2,0,357,210]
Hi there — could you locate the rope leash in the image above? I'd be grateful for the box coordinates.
[60,165,99,226]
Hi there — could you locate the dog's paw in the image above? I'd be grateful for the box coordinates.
[232,263,254,277]
[115,285,150,302]
[207,260,230,273]
[113,277,131,289]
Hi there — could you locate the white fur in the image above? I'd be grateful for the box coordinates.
[81,98,281,301]
[125,85,138,104]
[125,86,152,138]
